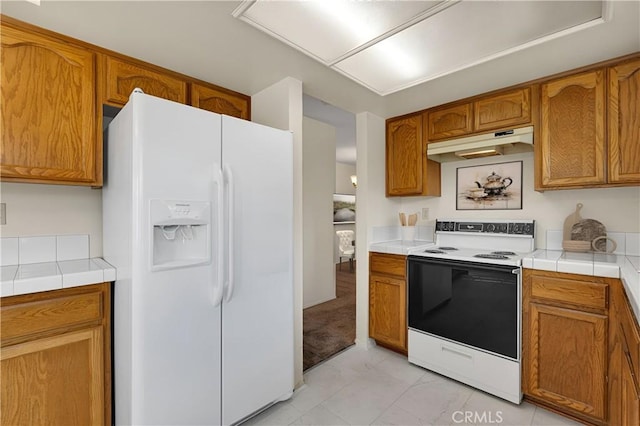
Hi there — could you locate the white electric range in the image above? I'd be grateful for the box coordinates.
[407,219,535,404]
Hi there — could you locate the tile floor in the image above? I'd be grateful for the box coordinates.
[245,345,582,426]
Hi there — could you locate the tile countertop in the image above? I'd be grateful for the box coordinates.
[523,249,640,322]
[1,258,117,297]
[1,234,116,298]
[369,240,435,255]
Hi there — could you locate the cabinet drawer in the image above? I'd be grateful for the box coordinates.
[369,253,406,278]
[531,275,607,310]
[1,289,104,344]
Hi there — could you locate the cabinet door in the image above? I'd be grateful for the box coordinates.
[1,24,98,184]
[474,87,531,132]
[539,70,606,187]
[369,274,406,352]
[102,55,187,106]
[190,83,250,120]
[608,58,640,184]
[386,114,424,196]
[1,327,104,426]
[622,350,640,426]
[525,303,607,421]
[426,103,473,141]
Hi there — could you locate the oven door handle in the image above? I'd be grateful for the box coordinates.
[407,256,517,273]
[511,268,521,275]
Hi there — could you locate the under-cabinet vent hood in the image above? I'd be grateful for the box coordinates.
[427,126,533,162]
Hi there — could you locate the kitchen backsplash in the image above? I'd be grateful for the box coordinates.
[546,230,640,256]
[370,225,434,243]
[1,234,90,266]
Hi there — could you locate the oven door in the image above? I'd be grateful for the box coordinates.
[407,256,520,360]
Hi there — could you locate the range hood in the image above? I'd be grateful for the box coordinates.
[427,126,533,162]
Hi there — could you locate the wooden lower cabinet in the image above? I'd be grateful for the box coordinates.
[609,275,640,426]
[523,269,609,424]
[1,283,111,426]
[369,252,407,353]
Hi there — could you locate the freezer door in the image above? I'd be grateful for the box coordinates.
[221,116,294,425]
[126,93,224,425]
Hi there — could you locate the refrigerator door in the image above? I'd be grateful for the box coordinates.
[130,93,223,425]
[221,116,294,425]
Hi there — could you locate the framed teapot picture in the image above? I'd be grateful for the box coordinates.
[456,160,523,210]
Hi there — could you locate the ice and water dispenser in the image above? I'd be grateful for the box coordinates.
[150,200,211,270]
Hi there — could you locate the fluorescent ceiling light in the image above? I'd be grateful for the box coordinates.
[234,0,605,96]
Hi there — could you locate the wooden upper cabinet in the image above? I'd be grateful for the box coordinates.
[426,103,473,141]
[473,87,531,132]
[0,23,99,185]
[386,114,440,197]
[190,83,250,120]
[608,58,640,184]
[101,55,187,106]
[539,70,606,188]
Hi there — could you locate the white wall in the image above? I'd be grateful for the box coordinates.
[250,77,305,387]
[354,112,402,348]
[399,152,640,247]
[335,162,356,195]
[0,183,103,256]
[302,117,336,308]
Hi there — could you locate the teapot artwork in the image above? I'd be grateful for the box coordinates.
[456,160,522,210]
[475,171,513,196]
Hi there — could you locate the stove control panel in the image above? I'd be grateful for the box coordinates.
[435,220,535,236]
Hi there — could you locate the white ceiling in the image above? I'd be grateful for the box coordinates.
[2,0,639,165]
[236,0,605,95]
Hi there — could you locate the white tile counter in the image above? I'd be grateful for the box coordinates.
[369,240,435,255]
[1,258,116,297]
[523,249,640,321]
[1,234,116,297]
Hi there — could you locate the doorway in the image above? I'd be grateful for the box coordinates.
[302,95,357,370]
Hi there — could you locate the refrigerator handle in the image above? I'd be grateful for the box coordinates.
[212,166,225,307]
[223,164,235,302]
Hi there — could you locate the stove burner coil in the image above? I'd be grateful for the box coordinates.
[424,249,446,254]
[491,251,516,256]
[438,247,458,251]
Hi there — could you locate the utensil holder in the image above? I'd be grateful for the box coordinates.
[402,226,415,241]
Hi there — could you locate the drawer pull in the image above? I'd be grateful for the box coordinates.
[441,345,473,359]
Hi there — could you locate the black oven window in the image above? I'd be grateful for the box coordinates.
[408,258,517,359]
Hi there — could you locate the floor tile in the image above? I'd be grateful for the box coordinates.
[244,345,588,426]
[389,375,474,425]
[458,391,535,426]
[371,404,426,425]
[374,352,426,384]
[243,401,302,426]
[530,407,583,425]
[291,404,350,425]
[321,367,414,425]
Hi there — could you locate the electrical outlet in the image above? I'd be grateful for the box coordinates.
[421,207,429,220]
[0,203,5,225]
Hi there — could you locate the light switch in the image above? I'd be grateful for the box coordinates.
[421,207,429,220]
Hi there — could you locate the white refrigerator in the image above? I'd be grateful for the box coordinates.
[103,91,294,425]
